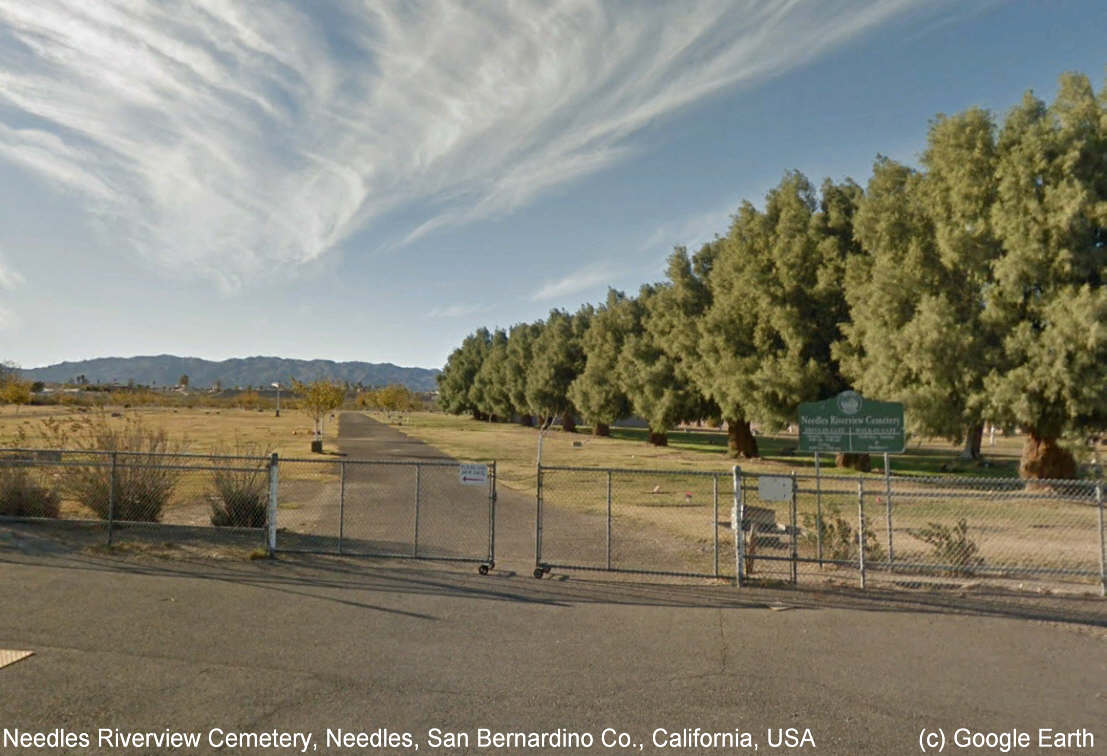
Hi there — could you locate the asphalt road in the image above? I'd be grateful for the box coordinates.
[0,415,1104,755]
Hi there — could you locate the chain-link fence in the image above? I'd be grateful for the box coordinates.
[274,458,496,572]
[737,469,1106,594]
[0,447,273,550]
[536,464,1106,595]
[535,466,732,579]
[0,449,497,572]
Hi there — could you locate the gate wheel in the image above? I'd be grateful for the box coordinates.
[533,567,545,579]
[478,564,489,575]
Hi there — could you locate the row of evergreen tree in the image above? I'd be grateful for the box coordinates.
[438,72,1107,479]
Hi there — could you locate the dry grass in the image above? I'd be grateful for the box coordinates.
[376,411,1040,493]
[0,404,339,459]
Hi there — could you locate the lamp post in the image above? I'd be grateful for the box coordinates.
[271,382,281,417]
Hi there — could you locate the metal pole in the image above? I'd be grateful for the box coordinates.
[857,476,866,590]
[790,470,798,585]
[606,469,612,570]
[107,451,117,546]
[266,453,278,555]
[734,466,744,587]
[713,474,720,579]
[535,465,543,571]
[884,452,893,571]
[338,460,346,555]
[815,453,823,567]
[1097,480,1105,598]
[413,464,421,558]
[488,461,497,566]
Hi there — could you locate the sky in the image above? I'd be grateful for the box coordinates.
[0,1,1103,371]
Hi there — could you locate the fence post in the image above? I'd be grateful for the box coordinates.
[733,466,744,587]
[885,451,894,571]
[488,461,497,567]
[815,453,823,567]
[606,469,612,571]
[857,476,866,590]
[884,452,894,571]
[338,460,346,555]
[535,465,543,573]
[266,453,278,556]
[413,464,421,558]
[106,451,117,546]
[1097,480,1105,598]
[790,470,798,585]
[713,474,719,579]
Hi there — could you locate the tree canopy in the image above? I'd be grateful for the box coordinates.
[432,69,1107,476]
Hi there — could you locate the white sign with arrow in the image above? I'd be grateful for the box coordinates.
[459,463,489,486]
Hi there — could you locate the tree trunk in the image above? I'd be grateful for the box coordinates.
[726,419,760,458]
[1019,431,1077,480]
[835,452,872,472]
[959,423,984,460]
[647,429,668,446]
[560,413,576,433]
[593,422,610,437]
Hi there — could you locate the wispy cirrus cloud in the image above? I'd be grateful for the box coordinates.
[426,303,492,319]
[532,264,619,302]
[0,253,25,290]
[0,0,942,288]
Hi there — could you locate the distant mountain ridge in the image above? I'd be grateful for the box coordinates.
[21,355,440,392]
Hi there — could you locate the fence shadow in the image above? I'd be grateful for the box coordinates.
[3,525,1104,630]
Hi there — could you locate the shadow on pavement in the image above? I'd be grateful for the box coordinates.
[3,526,1104,631]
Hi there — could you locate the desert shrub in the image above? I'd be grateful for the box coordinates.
[801,502,885,563]
[0,463,61,518]
[911,519,984,575]
[209,443,271,527]
[42,412,185,522]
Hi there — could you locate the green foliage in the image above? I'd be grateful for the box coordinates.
[616,285,702,441]
[0,463,61,518]
[699,175,854,440]
[800,502,884,563]
[504,321,541,422]
[472,330,514,420]
[525,308,589,425]
[437,328,491,417]
[569,289,634,429]
[911,519,984,575]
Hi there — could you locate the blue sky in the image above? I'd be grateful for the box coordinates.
[0,1,1103,371]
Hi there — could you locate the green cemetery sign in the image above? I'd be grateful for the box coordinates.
[798,391,904,453]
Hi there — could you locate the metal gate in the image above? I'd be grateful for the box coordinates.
[533,465,732,579]
[273,457,496,573]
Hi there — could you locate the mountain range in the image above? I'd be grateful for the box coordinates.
[21,355,440,392]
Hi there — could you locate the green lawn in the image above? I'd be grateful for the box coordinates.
[604,425,1023,478]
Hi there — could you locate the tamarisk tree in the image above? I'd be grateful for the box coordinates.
[699,173,855,457]
[568,289,634,436]
[984,74,1107,478]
